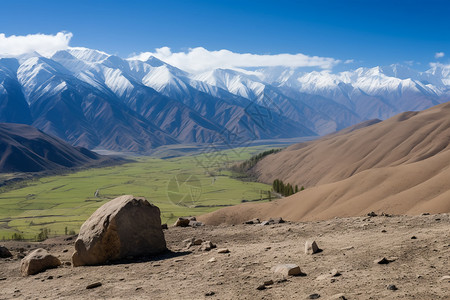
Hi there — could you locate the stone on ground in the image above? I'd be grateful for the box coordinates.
[200,241,216,251]
[244,218,260,224]
[0,246,12,258]
[20,248,61,276]
[174,217,191,227]
[72,195,167,266]
[217,248,230,253]
[305,240,320,254]
[271,264,302,276]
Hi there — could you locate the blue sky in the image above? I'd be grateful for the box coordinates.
[0,0,449,70]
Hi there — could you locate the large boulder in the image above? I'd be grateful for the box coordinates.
[21,248,61,276]
[72,195,167,266]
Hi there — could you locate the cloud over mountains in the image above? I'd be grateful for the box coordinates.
[131,46,341,73]
[0,32,72,57]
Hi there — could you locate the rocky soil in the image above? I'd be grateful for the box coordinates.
[0,213,449,299]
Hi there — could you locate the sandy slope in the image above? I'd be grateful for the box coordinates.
[0,214,449,299]
[253,102,450,188]
[199,102,450,225]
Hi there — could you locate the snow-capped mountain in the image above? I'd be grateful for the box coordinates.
[0,47,449,152]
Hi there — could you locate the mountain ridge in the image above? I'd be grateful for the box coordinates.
[0,47,449,152]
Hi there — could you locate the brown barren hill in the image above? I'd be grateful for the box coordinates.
[199,102,450,225]
[0,123,114,173]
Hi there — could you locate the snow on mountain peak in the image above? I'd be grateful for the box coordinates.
[67,47,110,63]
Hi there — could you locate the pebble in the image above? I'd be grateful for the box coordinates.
[86,282,102,289]
[264,279,274,286]
[308,293,320,299]
[374,257,396,264]
[217,248,230,254]
[387,284,398,290]
[256,284,266,290]
[205,291,215,296]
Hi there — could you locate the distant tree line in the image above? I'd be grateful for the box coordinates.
[272,179,304,197]
[232,148,282,174]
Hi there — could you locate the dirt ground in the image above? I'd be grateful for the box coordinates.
[0,213,449,300]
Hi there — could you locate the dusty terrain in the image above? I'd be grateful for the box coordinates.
[1,213,449,299]
[202,102,450,224]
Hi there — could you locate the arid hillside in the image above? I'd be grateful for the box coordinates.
[199,102,450,224]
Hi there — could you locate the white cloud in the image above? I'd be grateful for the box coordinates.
[0,32,72,57]
[435,52,445,59]
[131,47,341,73]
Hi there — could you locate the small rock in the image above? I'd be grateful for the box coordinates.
[374,257,395,264]
[86,282,102,289]
[20,248,61,276]
[62,249,69,253]
[208,257,216,263]
[259,221,270,226]
[421,212,430,216]
[174,217,191,227]
[244,218,260,225]
[0,277,6,281]
[367,211,377,217]
[381,230,387,233]
[387,284,398,290]
[330,269,341,277]
[271,217,285,224]
[161,224,168,230]
[439,275,450,282]
[205,291,215,296]
[271,264,303,276]
[308,294,320,299]
[193,239,203,245]
[305,240,320,254]
[217,248,230,254]
[0,246,12,258]
[264,279,274,286]
[64,261,71,266]
[411,236,417,239]
[256,284,266,290]
[201,241,216,251]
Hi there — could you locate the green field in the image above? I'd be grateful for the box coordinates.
[0,145,278,240]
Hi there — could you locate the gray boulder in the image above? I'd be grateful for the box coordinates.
[21,248,61,276]
[72,195,166,266]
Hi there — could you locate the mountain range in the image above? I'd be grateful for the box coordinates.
[0,47,449,152]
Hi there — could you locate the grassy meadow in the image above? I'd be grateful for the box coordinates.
[0,145,278,240]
